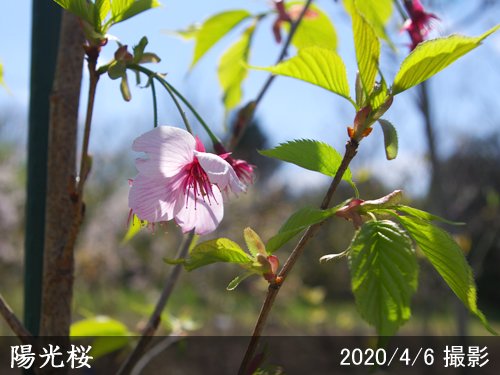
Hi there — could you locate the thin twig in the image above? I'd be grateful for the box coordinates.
[230,0,315,150]
[117,230,196,375]
[255,0,314,107]
[238,140,359,374]
[77,54,99,195]
[0,293,35,346]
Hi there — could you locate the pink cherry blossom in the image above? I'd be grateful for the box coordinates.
[128,126,246,235]
[403,0,438,50]
[213,142,255,186]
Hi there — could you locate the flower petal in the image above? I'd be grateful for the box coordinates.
[174,187,224,235]
[132,126,195,178]
[194,151,246,195]
[128,173,177,222]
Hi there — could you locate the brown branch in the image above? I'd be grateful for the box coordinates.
[0,294,35,346]
[117,230,196,375]
[238,139,359,375]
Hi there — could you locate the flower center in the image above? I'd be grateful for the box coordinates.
[182,156,217,208]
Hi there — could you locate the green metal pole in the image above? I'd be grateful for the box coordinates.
[24,0,62,335]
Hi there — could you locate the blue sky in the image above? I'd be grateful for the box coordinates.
[1,0,500,196]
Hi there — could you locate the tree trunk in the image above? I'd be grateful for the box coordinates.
[40,11,84,341]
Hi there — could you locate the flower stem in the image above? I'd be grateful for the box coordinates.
[117,230,196,375]
[238,139,359,375]
[150,77,158,128]
[157,77,193,134]
[130,64,220,142]
[162,80,221,145]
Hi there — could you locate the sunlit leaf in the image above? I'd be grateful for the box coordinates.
[94,0,111,28]
[244,227,266,257]
[392,25,500,94]
[166,238,253,271]
[70,316,131,358]
[378,119,398,160]
[393,205,464,225]
[218,25,255,112]
[227,272,254,290]
[259,139,353,183]
[267,201,348,254]
[344,0,380,96]
[355,0,394,47]
[121,214,145,244]
[54,0,95,25]
[0,61,7,90]
[71,316,130,336]
[349,220,418,336]
[284,2,337,50]
[252,47,352,103]
[167,24,200,40]
[393,215,495,333]
[191,9,252,67]
[108,0,161,27]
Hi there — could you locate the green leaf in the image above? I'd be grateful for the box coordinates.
[227,272,254,291]
[349,220,418,336]
[167,24,200,40]
[108,0,160,27]
[169,238,253,271]
[393,205,464,225]
[252,47,352,103]
[54,0,95,25]
[267,202,347,254]
[120,73,132,101]
[121,214,145,244]
[244,227,266,257]
[191,9,252,67]
[344,0,380,96]
[354,0,394,48]
[284,2,337,50]
[259,139,353,183]
[132,36,148,62]
[0,61,6,90]
[70,316,131,358]
[218,25,255,112]
[94,0,111,29]
[393,215,495,333]
[392,25,500,94]
[378,119,398,160]
[70,316,131,336]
